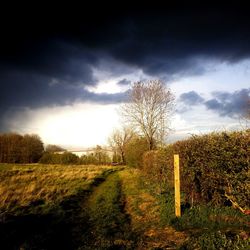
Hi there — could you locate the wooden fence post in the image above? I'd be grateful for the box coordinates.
[174,154,181,217]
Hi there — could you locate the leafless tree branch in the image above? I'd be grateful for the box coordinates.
[120,80,174,150]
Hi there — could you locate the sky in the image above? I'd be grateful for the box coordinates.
[0,5,249,148]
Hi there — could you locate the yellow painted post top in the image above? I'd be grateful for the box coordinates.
[174,154,181,217]
[174,154,179,168]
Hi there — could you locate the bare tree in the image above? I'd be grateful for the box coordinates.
[108,126,134,164]
[121,80,174,150]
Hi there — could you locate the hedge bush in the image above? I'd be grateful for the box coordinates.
[143,130,250,209]
[125,137,148,168]
[39,152,79,164]
[39,151,111,165]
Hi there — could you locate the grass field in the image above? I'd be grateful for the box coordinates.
[0,164,123,249]
[0,164,119,214]
[0,164,249,249]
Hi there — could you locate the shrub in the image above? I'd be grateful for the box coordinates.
[39,152,79,164]
[143,130,250,209]
[60,152,79,164]
[143,149,173,193]
[125,137,148,168]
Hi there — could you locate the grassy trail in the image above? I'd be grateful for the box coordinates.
[66,168,187,249]
[79,171,134,249]
[79,168,188,249]
[119,168,187,249]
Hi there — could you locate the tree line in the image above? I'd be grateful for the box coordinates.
[39,145,112,165]
[0,133,114,165]
[0,133,44,163]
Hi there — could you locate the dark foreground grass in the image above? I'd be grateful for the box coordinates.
[157,191,250,249]
[180,230,250,250]
[81,171,135,249]
[0,166,121,250]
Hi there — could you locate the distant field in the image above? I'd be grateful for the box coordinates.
[0,164,118,213]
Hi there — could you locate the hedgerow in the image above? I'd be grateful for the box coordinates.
[143,130,250,209]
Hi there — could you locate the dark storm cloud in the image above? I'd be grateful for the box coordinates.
[178,88,250,117]
[83,6,250,77]
[1,40,97,84]
[86,90,129,104]
[205,99,222,110]
[0,67,127,110]
[117,79,131,86]
[1,5,250,124]
[179,91,204,105]
[204,89,250,117]
[0,39,99,115]
[177,91,204,113]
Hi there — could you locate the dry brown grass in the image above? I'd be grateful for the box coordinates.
[0,164,116,211]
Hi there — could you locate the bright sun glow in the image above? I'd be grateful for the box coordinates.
[5,103,120,148]
[86,80,125,94]
[40,104,120,148]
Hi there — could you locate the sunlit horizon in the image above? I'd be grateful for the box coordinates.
[3,59,249,149]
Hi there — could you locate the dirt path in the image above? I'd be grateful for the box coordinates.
[119,168,187,249]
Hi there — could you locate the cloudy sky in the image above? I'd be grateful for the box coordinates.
[0,5,249,148]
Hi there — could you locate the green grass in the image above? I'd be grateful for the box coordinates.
[134,170,250,249]
[154,189,250,249]
[173,205,250,249]
[171,205,249,231]
[83,171,134,249]
[180,230,250,250]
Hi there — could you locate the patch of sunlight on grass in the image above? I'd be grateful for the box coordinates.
[0,164,119,213]
[119,168,187,249]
